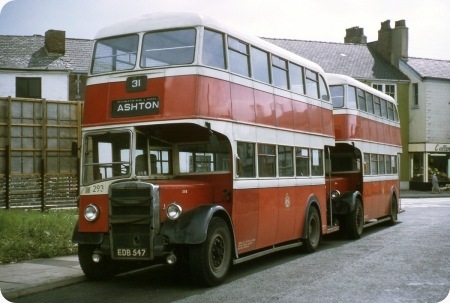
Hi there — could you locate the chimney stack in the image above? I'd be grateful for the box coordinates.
[344,26,367,44]
[372,20,408,67]
[45,30,66,55]
[391,20,409,66]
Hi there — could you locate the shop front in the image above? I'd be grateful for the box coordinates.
[410,143,450,190]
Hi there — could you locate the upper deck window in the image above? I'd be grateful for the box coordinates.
[141,29,196,68]
[357,89,367,111]
[330,85,344,108]
[305,69,319,99]
[366,93,374,114]
[202,29,226,69]
[347,86,357,109]
[289,63,305,95]
[319,75,330,101]
[251,47,270,84]
[92,35,139,74]
[228,37,250,77]
[272,55,288,89]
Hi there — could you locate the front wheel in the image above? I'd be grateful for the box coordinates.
[302,206,321,253]
[190,217,232,287]
[345,198,364,239]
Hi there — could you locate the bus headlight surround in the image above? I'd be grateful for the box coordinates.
[84,204,100,222]
[167,202,182,220]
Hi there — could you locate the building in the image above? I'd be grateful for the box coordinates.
[400,57,450,189]
[0,29,93,101]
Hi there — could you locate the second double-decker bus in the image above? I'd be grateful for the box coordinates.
[72,12,401,286]
[326,73,402,238]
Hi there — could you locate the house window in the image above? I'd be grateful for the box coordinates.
[413,83,419,107]
[372,83,396,100]
[16,77,42,98]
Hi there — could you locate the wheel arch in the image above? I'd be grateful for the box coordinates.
[335,190,363,215]
[160,204,236,255]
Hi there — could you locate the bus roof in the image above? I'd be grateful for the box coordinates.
[94,11,325,74]
[326,73,397,104]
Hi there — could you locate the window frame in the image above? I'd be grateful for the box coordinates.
[227,36,250,77]
[16,77,42,98]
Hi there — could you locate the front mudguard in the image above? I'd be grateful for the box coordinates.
[333,191,362,215]
[71,221,103,244]
[160,204,230,245]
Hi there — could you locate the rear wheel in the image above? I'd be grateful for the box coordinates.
[78,244,115,280]
[302,206,321,253]
[387,196,398,226]
[190,217,232,287]
[346,198,364,239]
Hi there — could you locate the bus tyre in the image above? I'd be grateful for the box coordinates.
[387,196,398,226]
[78,244,114,280]
[346,198,364,239]
[302,206,321,253]
[190,217,232,287]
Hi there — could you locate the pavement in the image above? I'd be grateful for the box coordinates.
[1,189,450,301]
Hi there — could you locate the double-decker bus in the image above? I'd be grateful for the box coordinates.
[71,12,401,286]
[326,73,402,238]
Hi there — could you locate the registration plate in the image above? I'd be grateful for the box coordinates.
[116,248,148,258]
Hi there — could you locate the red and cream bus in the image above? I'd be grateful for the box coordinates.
[72,12,400,286]
[326,73,402,238]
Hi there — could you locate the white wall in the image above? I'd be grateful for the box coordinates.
[425,79,450,142]
[0,71,69,100]
[399,62,427,143]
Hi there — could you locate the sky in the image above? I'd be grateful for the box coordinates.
[0,0,449,60]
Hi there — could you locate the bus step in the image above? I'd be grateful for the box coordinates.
[326,225,340,233]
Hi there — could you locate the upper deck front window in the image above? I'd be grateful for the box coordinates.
[91,35,139,74]
[141,28,196,68]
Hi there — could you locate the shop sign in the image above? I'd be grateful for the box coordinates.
[435,144,450,153]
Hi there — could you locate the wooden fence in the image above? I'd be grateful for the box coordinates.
[0,97,82,209]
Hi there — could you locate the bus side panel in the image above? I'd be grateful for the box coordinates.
[322,107,334,137]
[276,186,297,243]
[379,179,399,217]
[362,182,372,220]
[308,103,324,134]
[255,90,276,126]
[84,84,109,125]
[256,187,278,249]
[332,114,345,139]
[376,120,384,144]
[368,119,378,143]
[363,180,381,220]
[232,188,259,254]
[361,117,370,141]
[293,100,310,132]
[231,83,256,124]
[182,173,233,214]
[394,127,402,146]
[196,76,232,119]
[164,75,197,117]
[275,95,294,130]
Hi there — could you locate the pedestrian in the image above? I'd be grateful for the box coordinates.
[432,173,441,193]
